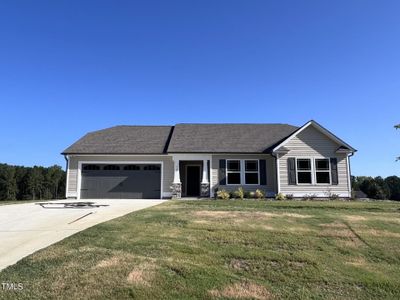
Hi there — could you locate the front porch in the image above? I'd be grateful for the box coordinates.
[171,154,211,199]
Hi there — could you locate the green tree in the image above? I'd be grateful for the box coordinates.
[44,165,64,199]
[0,164,18,200]
[385,176,400,200]
[26,167,44,200]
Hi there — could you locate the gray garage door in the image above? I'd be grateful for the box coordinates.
[81,164,161,199]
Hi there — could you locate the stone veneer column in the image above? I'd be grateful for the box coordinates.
[200,159,210,197]
[171,158,181,199]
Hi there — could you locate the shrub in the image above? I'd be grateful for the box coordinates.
[324,190,340,200]
[275,193,286,201]
[255,189,265,199]
[302,193,317,200]
[286,194,294,200]
[247,191,256,199]
[234,187,245,200]
[216,189,230,200]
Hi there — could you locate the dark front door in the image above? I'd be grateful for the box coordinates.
[186,166,201,196]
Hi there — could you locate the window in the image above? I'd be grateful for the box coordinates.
[143,165,160,171]
[83,164,100,171]
[296,159,312,184]
[315,159,330,184]
[123,165,140,171]
[103,165,120,170]
[226,159,261,185]
[227,160,241,184]
[245,160,259,184]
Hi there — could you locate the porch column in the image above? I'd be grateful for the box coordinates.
[201,159,209,184]
[171,158,181,198]
[200,159,210,197]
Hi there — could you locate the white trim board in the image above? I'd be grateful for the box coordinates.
[77,161,164,200]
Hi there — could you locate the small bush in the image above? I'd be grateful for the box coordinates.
[247,191,256,199]
[302,193,318,200]
[234,187,245,200]
[324,189,340,200]
[216,189,230,200]
[275,193,286,201]
[255,189,265,199]
[286,194,294,200]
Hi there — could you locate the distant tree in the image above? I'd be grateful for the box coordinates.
[44,165,64,199]
[0,164,66,201]
[26,167,44,200]
[0,164,18,200]
[385,176,400,200]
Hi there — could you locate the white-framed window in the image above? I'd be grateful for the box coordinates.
[245,160,259,185]
[226,160,241,184]
[296,158,312,184]
[315,158,331,184]
[226,159,260,185]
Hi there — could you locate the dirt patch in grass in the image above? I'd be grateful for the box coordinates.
[319,227,357,238]
[229,259,251,271]
[345,257,367,267]
[95,256,121,268]
[337,238,364,248]
[360,229,400,238]
[286,226,313,232]
[193,210,311,219]
[320,221,348,228]
[126,262,157,286]
[345,215,367,222]
[209,281,272,299]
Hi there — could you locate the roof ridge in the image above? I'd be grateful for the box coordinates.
[175,123,296,126]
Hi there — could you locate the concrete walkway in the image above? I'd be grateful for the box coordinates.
[0,199,165,271]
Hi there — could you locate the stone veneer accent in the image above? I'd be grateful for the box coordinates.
[201,183,210,197]
[171,183,182,199]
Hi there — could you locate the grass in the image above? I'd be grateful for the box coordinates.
[1,200,400,299]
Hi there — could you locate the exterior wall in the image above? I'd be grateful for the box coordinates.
[278,126,351,197]
[66,155,174,199]
[211,154,277,197]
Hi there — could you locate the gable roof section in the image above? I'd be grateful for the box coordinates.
[62,126,174,154]
[272,120,357,153]
[167,124,298,153]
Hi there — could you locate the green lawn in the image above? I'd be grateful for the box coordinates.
[1,200,400,299]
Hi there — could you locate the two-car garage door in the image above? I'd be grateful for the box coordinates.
[80,164,161,199]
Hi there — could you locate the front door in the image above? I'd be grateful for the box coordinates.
[186,166,201,196]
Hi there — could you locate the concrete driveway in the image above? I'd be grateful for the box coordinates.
[0,199,165,271]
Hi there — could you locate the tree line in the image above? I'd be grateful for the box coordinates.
[0,163,66,201]
[352,176,400,200]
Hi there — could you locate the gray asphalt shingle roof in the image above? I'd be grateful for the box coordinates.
[62,126,173,154]
[62,123,298,154]
[168,124,298,153]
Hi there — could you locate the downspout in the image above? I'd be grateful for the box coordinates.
[347,152,355,198]
[64,155,69,199]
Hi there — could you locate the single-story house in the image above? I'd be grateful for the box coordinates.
[62,120,356,199]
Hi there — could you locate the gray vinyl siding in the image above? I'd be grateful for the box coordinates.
[278,126,351,197]
[66,155,174,199]
[211,154,277,196]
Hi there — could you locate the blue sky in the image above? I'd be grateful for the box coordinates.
[0,1,399,177]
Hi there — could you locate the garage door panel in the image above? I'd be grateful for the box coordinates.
[81,165,161,199]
